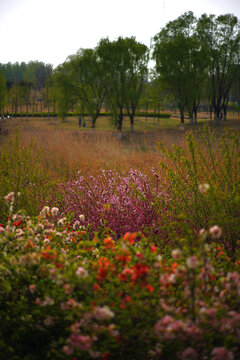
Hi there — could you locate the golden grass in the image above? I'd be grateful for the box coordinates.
[1,113,240,179]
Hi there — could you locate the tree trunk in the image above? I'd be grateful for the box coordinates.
[118,108,123,132]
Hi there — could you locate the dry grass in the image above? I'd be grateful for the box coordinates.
[1,113,240,179]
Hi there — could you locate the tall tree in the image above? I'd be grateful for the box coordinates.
[68,48,109,128]
[152,12,207,124]
[98,37,149,132]
[0,71,7,114]
[197,13,240,123]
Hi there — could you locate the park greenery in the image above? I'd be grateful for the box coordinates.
[0,11,240,129]
[0,10,240,360]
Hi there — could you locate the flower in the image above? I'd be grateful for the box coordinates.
[181,347,198,359]
[51,207,59,216]
[93,306,115,321]
[76,267,89,278]
[28,284,36,293]
[198,183,210,193]
[186,256,199,269]
[211,347,234,360]
[79,214,85,221]
[209,225,222,239]
[171,249,182,260]
[40,206,50,216]
[4,192,14,204]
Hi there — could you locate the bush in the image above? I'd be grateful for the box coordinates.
[0,204,240,359]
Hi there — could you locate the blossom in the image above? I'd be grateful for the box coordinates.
[51,207,59,216]
[4,192,14,204]
[209,225,222,239]
[186,256,199,269]
[198,183,210,193]
[93,306,115,321]
[28,284,36,293]
[76,267,89,278]
[181,347,198,359]
[79,214,85,221]
[171,249,182,259]
[211,347,234,360]
[40,206,50,216]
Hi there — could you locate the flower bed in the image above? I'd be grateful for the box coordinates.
[1,201,240,360]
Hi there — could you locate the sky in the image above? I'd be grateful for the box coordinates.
[1,0,240,68]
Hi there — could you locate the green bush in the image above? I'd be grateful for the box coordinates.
[158,124,240,260]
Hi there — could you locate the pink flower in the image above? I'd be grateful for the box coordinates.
[76,267,89,278]
[62,345,73,356]
[181,347,198,359]
[29,284,36,293]
[211,347,234,360]
[209,225,222,239]
[4,192,14,204]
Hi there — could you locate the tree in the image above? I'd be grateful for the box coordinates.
[98,37,149,132]
[0,71,7,114]
[197,13,240,123]
[152,12,207,124]
[68,48,109,128]
[52,62,75,121]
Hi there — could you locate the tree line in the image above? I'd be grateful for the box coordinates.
[0,11,240,129]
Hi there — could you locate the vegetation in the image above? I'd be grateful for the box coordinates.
[0,9,240,359]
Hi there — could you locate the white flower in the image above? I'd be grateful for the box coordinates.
[209,225,222,239]
[171,249,182,260]
[186,256,199,269]
[93,306,115,321]
[198,183,210,194]
[51,207,59,216]
[40,206,50,216]
[199,228,207,240]
[79,214,85,221]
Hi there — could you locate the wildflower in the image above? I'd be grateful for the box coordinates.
[76,267,89,278]
[40,206,50,216]
[51,207,59,216]
[93,306,115,321]
[171,249,182,260]
[181,347,198,359]
[0,225,4,233]
[4,192,14,204]
[79,214,85,221]
[63,345,73,356]
[209,225,222,239]
[198,183,210,193]
[43,316,54,327]
[186,256,199,269]
[28,284,36,293]
[211,347,234,360]
[199,228,207,240]
[73,220,80,230]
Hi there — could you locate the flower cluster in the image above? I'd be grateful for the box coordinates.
[0,205,240,359]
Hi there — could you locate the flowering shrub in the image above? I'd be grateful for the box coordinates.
[1,202,240,359]
[53,169,171,241]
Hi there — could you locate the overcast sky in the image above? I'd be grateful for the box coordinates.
[1,0,240,68]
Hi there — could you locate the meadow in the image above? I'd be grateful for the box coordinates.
[0,113,240,360]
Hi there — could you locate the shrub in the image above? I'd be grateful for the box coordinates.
[52,169,171,243]
[0,203,240,359]
[158,125,240,261]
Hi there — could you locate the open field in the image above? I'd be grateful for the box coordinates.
[1,112,240,179]
[1,112,240,359]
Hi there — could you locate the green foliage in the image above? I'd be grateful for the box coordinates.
[159,124,240,260]
[0,131,53,224]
